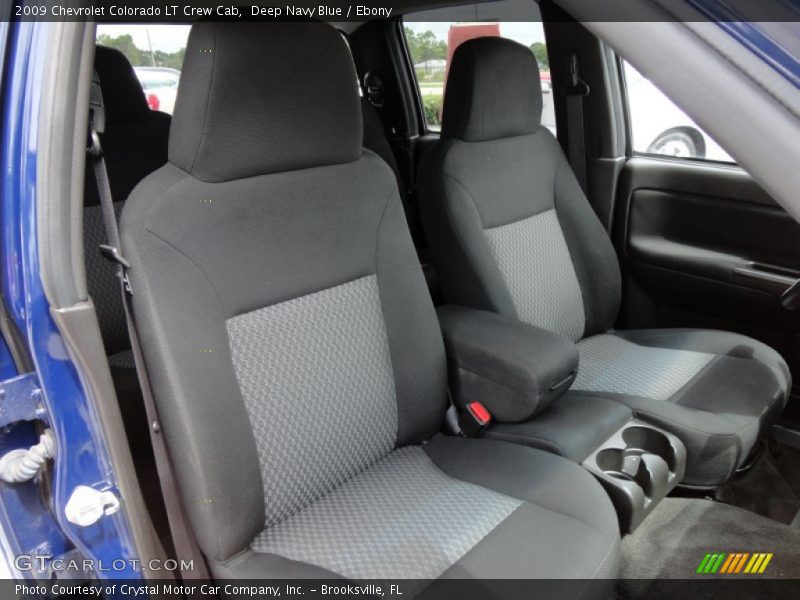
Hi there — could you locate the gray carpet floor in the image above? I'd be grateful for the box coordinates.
[620,497,800,579]
[615,497,800,599]
[715,444,800,525]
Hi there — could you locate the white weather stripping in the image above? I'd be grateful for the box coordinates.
[64,485,121,527]
[0,429,55,483]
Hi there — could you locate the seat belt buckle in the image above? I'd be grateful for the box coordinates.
[459,401,492,437]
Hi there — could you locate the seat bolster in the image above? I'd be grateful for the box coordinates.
[121,163,267,562]
[553,151,621,337]
[430,505,620,591]
[212,550,346,579]
[423,435,620,546]
[375,179,448,446]
[423,436,620,590]
[615,328,791,394]
[417,140,518,317]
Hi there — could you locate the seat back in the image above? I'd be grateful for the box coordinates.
[120,21,446,563]
[418,37,621,342]
[84,46,171,363]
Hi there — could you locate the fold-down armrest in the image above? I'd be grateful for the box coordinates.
[437,305,578,423]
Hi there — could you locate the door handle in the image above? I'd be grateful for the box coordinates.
[733,263,800,310]
[733,265,796,287]
[780,280,800,310]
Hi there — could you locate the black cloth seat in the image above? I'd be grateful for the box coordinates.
[119,22,620,591]
[417,37,790,487]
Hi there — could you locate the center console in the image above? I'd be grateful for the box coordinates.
[437,304,689,534]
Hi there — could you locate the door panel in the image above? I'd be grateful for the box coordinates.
[616,157,800,422]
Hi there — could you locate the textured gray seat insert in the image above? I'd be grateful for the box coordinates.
[227,275,398,526]
[251,446,521,581]
[573,333,714,400]
[417,36,790,487]
[484,209,585,341]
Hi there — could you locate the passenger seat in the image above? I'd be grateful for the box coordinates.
[417,37,790,488]
[119,22,620,587]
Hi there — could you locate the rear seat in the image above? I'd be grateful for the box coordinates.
[84,46,171,370]
[82,44,174,542]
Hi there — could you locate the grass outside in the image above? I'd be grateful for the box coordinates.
[423,94,443,128]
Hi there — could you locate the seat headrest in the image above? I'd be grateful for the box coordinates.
[95,46,152,126]
[169,21,362,182]
[442,37,543,142]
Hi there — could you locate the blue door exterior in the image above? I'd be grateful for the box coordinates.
[0,18,141,582]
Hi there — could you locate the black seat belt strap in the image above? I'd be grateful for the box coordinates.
[564,52,590,193]
[88,73,211,583]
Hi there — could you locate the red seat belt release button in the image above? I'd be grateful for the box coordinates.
[460,401,491,436]
[467,401,491,425]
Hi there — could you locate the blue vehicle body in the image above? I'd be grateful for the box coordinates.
[689,0,800,89]
[0,0,797,586]
[0,20,140,582]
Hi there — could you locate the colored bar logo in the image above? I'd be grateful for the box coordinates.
[696,552,773,574]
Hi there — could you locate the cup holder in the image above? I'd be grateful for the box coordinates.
[582,419,687,533]
[622,426,677,470]
[595,448,653,494]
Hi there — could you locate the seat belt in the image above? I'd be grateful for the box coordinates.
[87,72,211,582]
[564,52,590,193]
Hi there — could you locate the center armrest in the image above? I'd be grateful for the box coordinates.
[437,305,578,423]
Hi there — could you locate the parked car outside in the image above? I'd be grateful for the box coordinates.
[133,66,180,115]
[624,62,733,162]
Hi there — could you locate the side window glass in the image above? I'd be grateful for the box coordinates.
[623,61,734,162]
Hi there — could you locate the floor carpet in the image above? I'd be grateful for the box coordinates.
[615,497,800,599]
[715,444,800,525]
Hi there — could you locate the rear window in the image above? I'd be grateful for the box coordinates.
[404,1,552,133]
[96,24,190,115]
[134,69,180,90]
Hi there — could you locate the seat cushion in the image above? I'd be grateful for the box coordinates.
[424,436,621,580]
[215,437,620,596]
[572,329,791,487]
